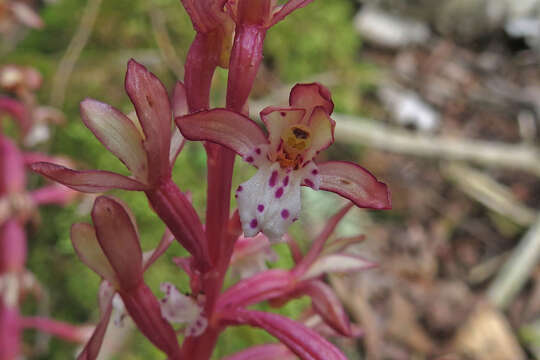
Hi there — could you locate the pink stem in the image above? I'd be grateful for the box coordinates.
[19,316,88,343]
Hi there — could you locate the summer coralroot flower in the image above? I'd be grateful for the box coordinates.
[177,83,390,240]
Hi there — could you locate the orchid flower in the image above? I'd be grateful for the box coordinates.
[71,196,182,360]
[30,59,173,193]
[177,83,390,241]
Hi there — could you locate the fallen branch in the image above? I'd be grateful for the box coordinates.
[333,114,540,177]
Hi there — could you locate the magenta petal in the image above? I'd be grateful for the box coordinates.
[30,162,149,193]
[172,81,188,118]
[228,309,347,360]
[271,0,314,26]
[317,161,391,210]
[92,196,143,291]
[125,59,171,184]
[223,344,296,360]
[30,184,75,205]
[0,135,26,193]
[77,302,113,360]
[298,280,351,337]
[217,270,293,310]
[176,109,267,157]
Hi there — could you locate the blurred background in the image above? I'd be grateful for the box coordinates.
[3,0,540,358]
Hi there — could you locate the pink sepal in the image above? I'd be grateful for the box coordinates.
[296,280,351,337]
[217,270,293,311]
[120,283,181,358]
[30,162,149,193]
[227,309,347,360]
[223,343,296,360]
[19,316,91,343]
[271,0,314,26]
[91,196,143,292]
[143,229,175,271]
[77,302,113,360]
[30,184,77,206]
[289,82,334,115]
[125,59,171,185]
[317,161,391,210]
[292,203,353,278]
[0,135,26,193]
[176,108,267,158]
[226,25,266,111]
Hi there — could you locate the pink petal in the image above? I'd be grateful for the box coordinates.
[0,135,26,193]
[271,0,314,26]
[91,196,143,291]
[125,59,171,184]
[303,106,335,161]
[260,107,305,153]
[298,280,351,336]
[289,83,334,115]
[176,109,267,157]
[19,317,91,343]
[70,223,120,288]
[77,302,113,360]
[317,161,391,209]
[30,162,149,193]
[301,253,377,281]
[228,309,347,360]
[223,344,296,360]
[80,99,148,182]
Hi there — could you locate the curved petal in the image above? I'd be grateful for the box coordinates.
[271,0,314,26]
[303,107,335,161]
[92,196,143,291]
[301,253,377,281]
[229,309,347,360]
[77,302,113,360]
[71,223,119,288]
[80,99,148,182]
[260,107,305,153]
[125,59,171,183]
[317,161,391,209]
[176,108,267,158]
[223,344,296,360]
[289,82,334,115]
[30,162,149,193]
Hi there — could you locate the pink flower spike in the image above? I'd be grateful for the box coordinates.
[176,108,267,158]
[125,59,172,185]
[223,344,296,360]
[80,99,148,182]
[30,162,149,193]
[300,253,377,281]
[91,196,143,292]
[317,161,391,210]
[227,309,347,360]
